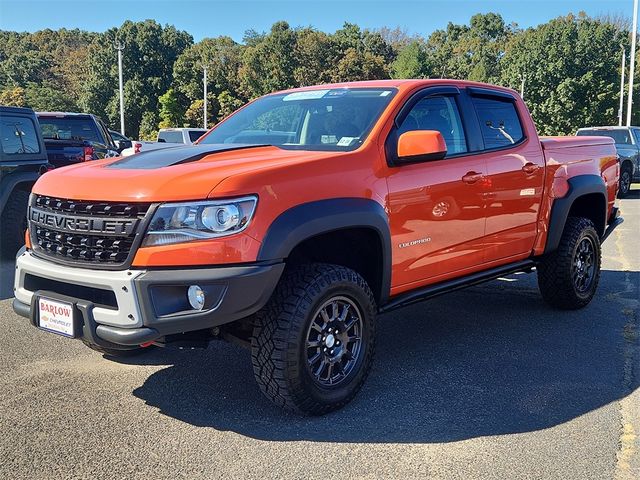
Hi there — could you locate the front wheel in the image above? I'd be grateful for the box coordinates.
[537,217,601,310]
[251,264,376,415]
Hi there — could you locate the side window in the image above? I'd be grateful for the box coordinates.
[0,115,41,154]
[633,129,640,146]
[398,96,468,155]
[471,96,524,149]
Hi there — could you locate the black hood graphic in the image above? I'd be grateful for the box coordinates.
[106,144,266,170]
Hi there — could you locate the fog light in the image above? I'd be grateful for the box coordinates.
[187,285,205,311]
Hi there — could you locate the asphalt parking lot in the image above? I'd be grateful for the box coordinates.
[0,190,638,480]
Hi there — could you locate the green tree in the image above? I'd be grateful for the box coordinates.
[391,40,431,79]
[293,28,336,86]
[0,86,26,107]
[500,13,628,134]
[138,110,159,140]
[80,20,192,137]
[239,21,298,98]
[158,88,184,128]
[425,13,512,82]
[173,36,243,107]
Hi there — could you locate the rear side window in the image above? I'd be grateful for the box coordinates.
[472,96,524,149]
[158,131,184,143]
[0,115,41,154]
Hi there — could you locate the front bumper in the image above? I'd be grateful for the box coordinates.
[13,249,284,348]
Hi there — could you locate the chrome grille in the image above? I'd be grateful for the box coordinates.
[30,195,151,267]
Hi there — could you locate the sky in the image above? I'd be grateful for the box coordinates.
[0,0,634,41]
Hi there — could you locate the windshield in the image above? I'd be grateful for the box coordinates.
[199,88,397,151]
[577,129,633,145]
[38,116,100,142]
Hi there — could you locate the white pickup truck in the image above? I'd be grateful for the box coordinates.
[121,128,208,156]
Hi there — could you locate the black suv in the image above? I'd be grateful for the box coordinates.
[0,106,49,260]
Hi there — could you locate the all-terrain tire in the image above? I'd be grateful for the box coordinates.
[251,263,376,415]
[537,217,601,310]
[618,164,632,198]
[0,189,29,261]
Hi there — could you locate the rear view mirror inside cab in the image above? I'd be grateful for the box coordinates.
[397,130,447,163]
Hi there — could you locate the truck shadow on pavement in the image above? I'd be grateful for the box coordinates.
[121,269,640,443]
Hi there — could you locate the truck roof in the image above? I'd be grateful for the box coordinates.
[272,79,521,97]
[0,105,37,114]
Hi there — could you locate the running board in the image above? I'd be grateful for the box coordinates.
[379,260,536,313]
[601,216,623,243]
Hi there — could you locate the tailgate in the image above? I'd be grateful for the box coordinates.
[43,140,86,165]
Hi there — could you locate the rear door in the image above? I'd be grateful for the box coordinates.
[468,88,545,262]
[385,87,488,289]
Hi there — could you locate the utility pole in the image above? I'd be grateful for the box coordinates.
[203,66,208,129]
[619,49,627,126]
[627,0,638,126]
[114,40,126,135]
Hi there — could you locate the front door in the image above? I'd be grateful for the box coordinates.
[386,93,487,293]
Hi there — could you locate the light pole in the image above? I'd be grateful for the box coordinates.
[203,66,208,129]
[619,48,626,126]
[114,39,126,135]
[627,0,638,126]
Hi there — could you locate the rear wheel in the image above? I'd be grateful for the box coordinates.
[537,217,601,310]
[618,164,632,198]
[251,264,376,415]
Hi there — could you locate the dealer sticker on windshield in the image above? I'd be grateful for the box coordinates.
[38,297,75,337]
[282,90,329,101]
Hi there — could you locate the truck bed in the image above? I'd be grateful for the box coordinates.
[540,135,615,150]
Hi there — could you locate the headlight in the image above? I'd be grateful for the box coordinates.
[143,196,257,247]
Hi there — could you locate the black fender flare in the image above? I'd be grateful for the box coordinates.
[544,174,607,254]
[0,171,39,214]
[257,198,392,303]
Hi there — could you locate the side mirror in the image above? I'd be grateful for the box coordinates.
[397,130,447,163]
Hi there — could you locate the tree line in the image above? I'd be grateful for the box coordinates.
[0,12,638,140]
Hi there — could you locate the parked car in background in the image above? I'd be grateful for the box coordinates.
[109,130,132,153]
[121,127,208,156]
[576,126,640,197]
[37,112,118,167]
[0,106,49,260]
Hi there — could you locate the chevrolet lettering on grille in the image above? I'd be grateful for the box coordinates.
[29,208,139,236]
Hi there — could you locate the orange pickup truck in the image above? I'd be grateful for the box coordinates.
[13,80,622,414]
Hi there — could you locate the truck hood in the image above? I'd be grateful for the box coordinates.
[33,144,337,202]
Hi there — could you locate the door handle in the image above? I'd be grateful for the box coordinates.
[522,163,540,175]
[462,171,483,184]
